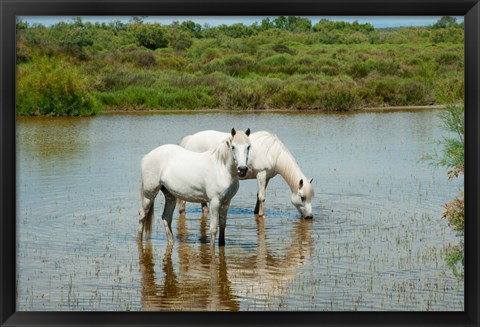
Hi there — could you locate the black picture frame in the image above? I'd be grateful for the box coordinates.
[1,0,479,326]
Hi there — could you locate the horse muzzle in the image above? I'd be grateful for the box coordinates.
[237,166,248,177]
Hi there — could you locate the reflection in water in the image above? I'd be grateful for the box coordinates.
[137,214,313,311]
[17,117,92,159]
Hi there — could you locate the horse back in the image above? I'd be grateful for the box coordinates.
[183,130,229,152]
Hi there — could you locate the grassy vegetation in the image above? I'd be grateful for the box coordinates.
[16,16,464,116]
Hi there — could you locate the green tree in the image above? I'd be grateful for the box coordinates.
[217,23,257,38]
[131,23,168,50]
[168,26,193,51]
[273,16,312,33]
[432,16,459,29]
[181,20,202,38]
[260,18,275,30]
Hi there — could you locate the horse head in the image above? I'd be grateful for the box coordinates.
[291,178,314,218]
[228,128,251,177]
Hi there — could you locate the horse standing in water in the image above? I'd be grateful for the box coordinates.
[138,128,251,247]
[179,130,314,218]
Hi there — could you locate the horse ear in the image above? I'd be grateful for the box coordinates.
[231,128,236,136]
[299,179,304,189]
[309,178,313,184]
[226,139,231,146]
[245,128,251,136]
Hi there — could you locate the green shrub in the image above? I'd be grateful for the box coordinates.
[121,48,156,68]
[436,51,462,66]
[202,58,227,74]
[130,23,168,50]
[320,85,361,111]
[256,53,294,74]
[434,73,464,103]
[366,77,434,106]
[403,80,435,104]
[431,27,463,44]
[156,55,188,71]
[16,35,31,64]
[349,58,377,78]
[98,69,157,91]
[17,57,100,116]
[375,58,401,76]
[168,29,193,51]
[272,43,296,55]
[222,54,254,77]
[222,82,263,109]
[200,48,222,64]
[271,86,305,108]
[97,85,218,110]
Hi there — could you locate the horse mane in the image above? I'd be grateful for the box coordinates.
[255,131,307,193]
[209,136,232,165]
[179,134,192,148]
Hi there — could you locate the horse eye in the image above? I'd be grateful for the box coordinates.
[301,196,306,202]
[232,146,235,150]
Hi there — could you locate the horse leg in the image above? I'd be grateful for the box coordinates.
[178,199,186,214]
[254,172,269,217]
[201,202,209,217]
[218,200,231,246]
[209,198,220,248]
[161,187,176,245]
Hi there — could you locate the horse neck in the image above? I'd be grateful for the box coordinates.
[274,148,305,193]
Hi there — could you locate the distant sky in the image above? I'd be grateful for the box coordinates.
[19,16,464,29]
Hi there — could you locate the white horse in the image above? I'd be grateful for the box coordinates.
[138,128,251,247]
[179,130,314,218]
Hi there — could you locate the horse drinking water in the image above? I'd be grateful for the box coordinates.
[179,130,314,218]
[138,128,251,247]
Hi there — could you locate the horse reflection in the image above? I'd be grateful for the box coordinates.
[137,214,313,311]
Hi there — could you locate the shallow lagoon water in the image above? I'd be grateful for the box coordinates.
[16,111,464,311]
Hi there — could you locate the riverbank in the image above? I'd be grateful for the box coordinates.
[15,104,450,118]
[98,104,447,115]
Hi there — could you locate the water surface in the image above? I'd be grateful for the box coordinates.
[16,111,464,311]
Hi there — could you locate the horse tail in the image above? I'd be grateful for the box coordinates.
[147,198,154,224]
[140,177,155,214]
[140,176,155,232]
